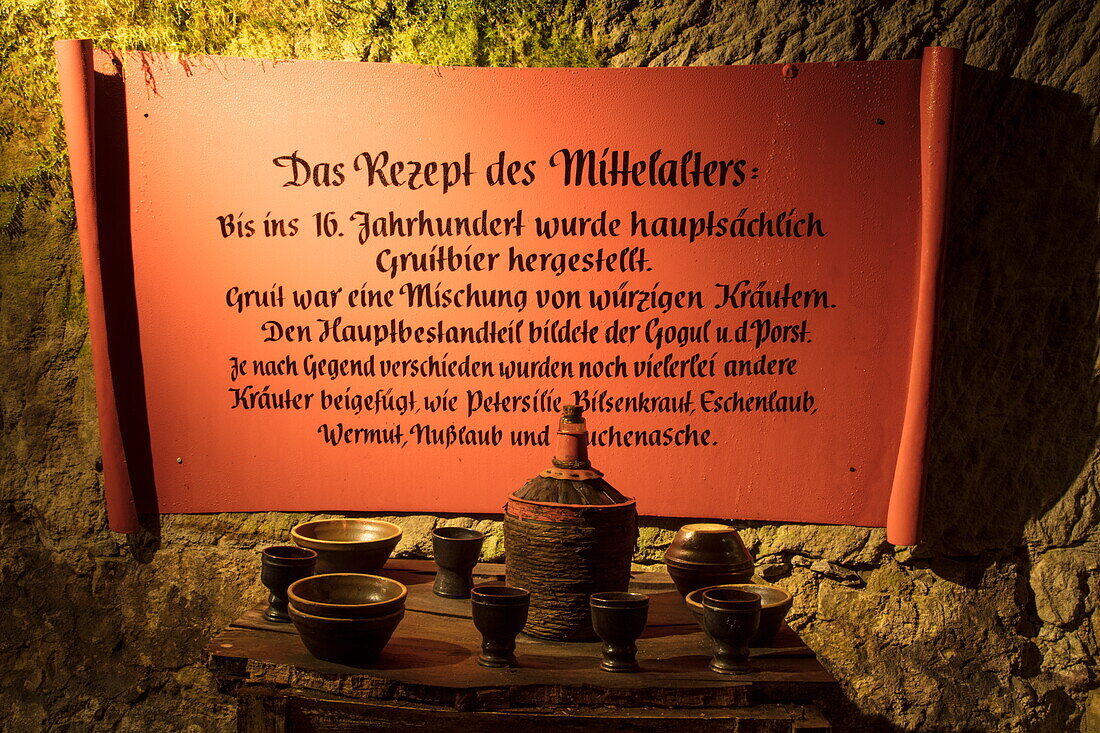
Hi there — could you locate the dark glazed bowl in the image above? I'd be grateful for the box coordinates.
[288,573,407,619]
[291,519,402,574]
[685,583,793,645]
[288,605,404,664]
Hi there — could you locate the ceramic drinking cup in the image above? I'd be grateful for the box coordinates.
[431,526,485,598]
[701,587,761,674]
[470,585,530,668]
[590,592,650,672]
[260,545,318,622]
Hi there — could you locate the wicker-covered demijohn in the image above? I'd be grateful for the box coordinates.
[504,406,639,641]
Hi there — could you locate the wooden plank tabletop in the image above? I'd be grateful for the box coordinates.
[205,560,835,711]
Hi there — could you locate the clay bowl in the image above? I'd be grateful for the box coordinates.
[289,605,405,664]
[288,573,407,619]
[664,523,755,569]
[685,583,793,645]
[291,519,402,574]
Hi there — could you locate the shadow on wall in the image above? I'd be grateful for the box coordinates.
[95,62,160,560]
[739,65,1100,733]
[920,65,1100,558]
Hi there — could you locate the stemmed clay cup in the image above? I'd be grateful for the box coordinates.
[260,545,317,622]
[471,585,530,668]
[702,587,761,674]
[590,592,650,672]
[432,526,485,598]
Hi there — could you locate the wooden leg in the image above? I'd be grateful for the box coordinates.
[792,704,833,732]
[236,685,288,733]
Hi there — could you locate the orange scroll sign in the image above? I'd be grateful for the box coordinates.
[56,40,959,543]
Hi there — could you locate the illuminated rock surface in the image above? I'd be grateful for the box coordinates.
[1,1,1097,730]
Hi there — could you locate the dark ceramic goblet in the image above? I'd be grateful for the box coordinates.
[432,527,485,598]
[470,585,530,668]
[701,588,761,674]
[590,592,650,672]
[261,545,317,622]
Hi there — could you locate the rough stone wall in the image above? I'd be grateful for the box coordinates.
[1,1,1097,730]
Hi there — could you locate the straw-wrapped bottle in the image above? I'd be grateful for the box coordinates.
[503,405,639,641]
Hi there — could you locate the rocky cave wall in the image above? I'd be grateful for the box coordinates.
[1,1,1098,730]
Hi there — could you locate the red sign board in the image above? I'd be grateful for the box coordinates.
[56,41,958,543]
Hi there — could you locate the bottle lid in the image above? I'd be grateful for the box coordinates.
[562,405,584,423]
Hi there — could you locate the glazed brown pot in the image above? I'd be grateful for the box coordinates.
[664,523,755,568]
[288,573,407,619]
[291,519,402,574]
[685,583,792,645]
[663,523,755,596]
[288,605,404,664]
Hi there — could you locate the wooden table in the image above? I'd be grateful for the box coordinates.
[205,560,835,731]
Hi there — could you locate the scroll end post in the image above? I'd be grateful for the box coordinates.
[56,39,142,534]
[885,47,962,547]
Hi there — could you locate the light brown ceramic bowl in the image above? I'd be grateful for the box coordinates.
[685,583,793,646]
[291,519,402,574]
[288,573,407,619]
